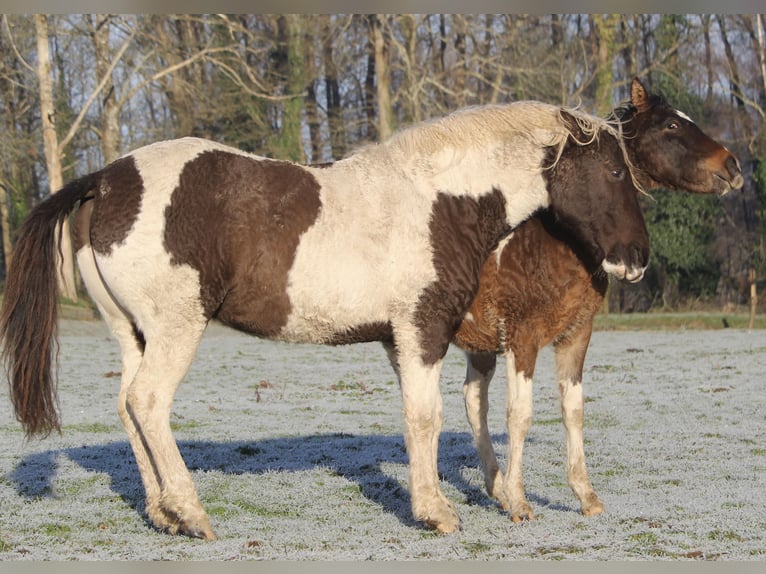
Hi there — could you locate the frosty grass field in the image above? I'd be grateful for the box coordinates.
[1,318,765,560]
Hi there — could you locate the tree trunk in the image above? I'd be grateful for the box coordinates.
[305,80,322,164]
[321,15,346,160]
[92,14,120,164]
[363,16,377,141]
[717,16,748,118]
[274,14,305,163]
[702,15,715,109]
[0,183,11,274]
[593,14,620,116]
[372,14,392,140]
[748,267,757,330]
[755,15,766,115]
[35,14,77,302]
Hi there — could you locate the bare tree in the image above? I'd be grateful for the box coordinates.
[371,14,393,140]
[90,14,120,164]
[35,15,77,301]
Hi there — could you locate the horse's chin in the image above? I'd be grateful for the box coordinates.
[601,260,646,283]
[712,173,744,196]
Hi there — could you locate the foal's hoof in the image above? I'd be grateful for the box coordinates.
[433,518,460,535]
[510,502,535,523]
[178,517,217,540]
[420,506,461,534]
[581,494,605,517]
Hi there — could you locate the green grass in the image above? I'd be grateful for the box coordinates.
[64,422,119,433]
[42,523,72,538]
[594,311,765,331]
[628,531,659,546]
[2,292,764,330]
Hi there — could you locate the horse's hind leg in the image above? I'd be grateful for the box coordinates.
[554,325,604,517]
[123,313,213,539]
[461,352,507,507]
[76,247,204,535]
[76,247,163,521]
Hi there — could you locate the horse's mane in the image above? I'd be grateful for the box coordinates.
[367,101,645,194]
[383,101,577,158]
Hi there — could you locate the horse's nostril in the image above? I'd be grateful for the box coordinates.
[633,244,649,267]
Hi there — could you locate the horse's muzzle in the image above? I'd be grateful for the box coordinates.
[601,260,647,283]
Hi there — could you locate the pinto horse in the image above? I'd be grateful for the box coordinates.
[0,102,648,540]
[454,78,744,522]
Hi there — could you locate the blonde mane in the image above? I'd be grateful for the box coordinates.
[371,101,646,194]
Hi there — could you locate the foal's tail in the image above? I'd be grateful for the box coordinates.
[0,174,98,438]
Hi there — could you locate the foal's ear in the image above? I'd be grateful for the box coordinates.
[559,109,587,144]
[630,77,651,113]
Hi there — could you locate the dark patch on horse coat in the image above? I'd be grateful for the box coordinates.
[163,150,322,335]
[324,321,394,345]
[415,189,509,365]
[89,156,145,255]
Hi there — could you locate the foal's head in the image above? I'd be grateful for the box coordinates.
[615,77,743,195]
[543,111,649,283]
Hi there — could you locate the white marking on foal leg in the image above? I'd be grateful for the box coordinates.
[461,353,504,505]
[502,355,534,522]
[395,331,457,533]
[559,377,604,516]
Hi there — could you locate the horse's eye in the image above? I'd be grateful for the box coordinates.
[667,121,679,130]
[610,168,625,181]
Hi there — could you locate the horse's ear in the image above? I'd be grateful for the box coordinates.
[559,109,586,143]
[631,77,651,113]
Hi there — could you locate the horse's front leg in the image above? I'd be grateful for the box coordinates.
[501,351,535,522]
[554,324,604,517]
[462,352,506,505]
[390,334,458,534]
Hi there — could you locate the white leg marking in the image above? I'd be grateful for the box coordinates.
[559,377,604,516]
[502,355,535,522]
[394,325,458,533]
[462,353,504,504]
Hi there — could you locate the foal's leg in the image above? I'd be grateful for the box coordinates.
[390,329,458,534]
[501,352,535,522]
[461,352,507,506]
[554,325,604,517]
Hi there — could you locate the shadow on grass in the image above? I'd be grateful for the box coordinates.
[6,431,570,531]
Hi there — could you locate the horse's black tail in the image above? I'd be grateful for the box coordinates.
[0,174,98,438]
